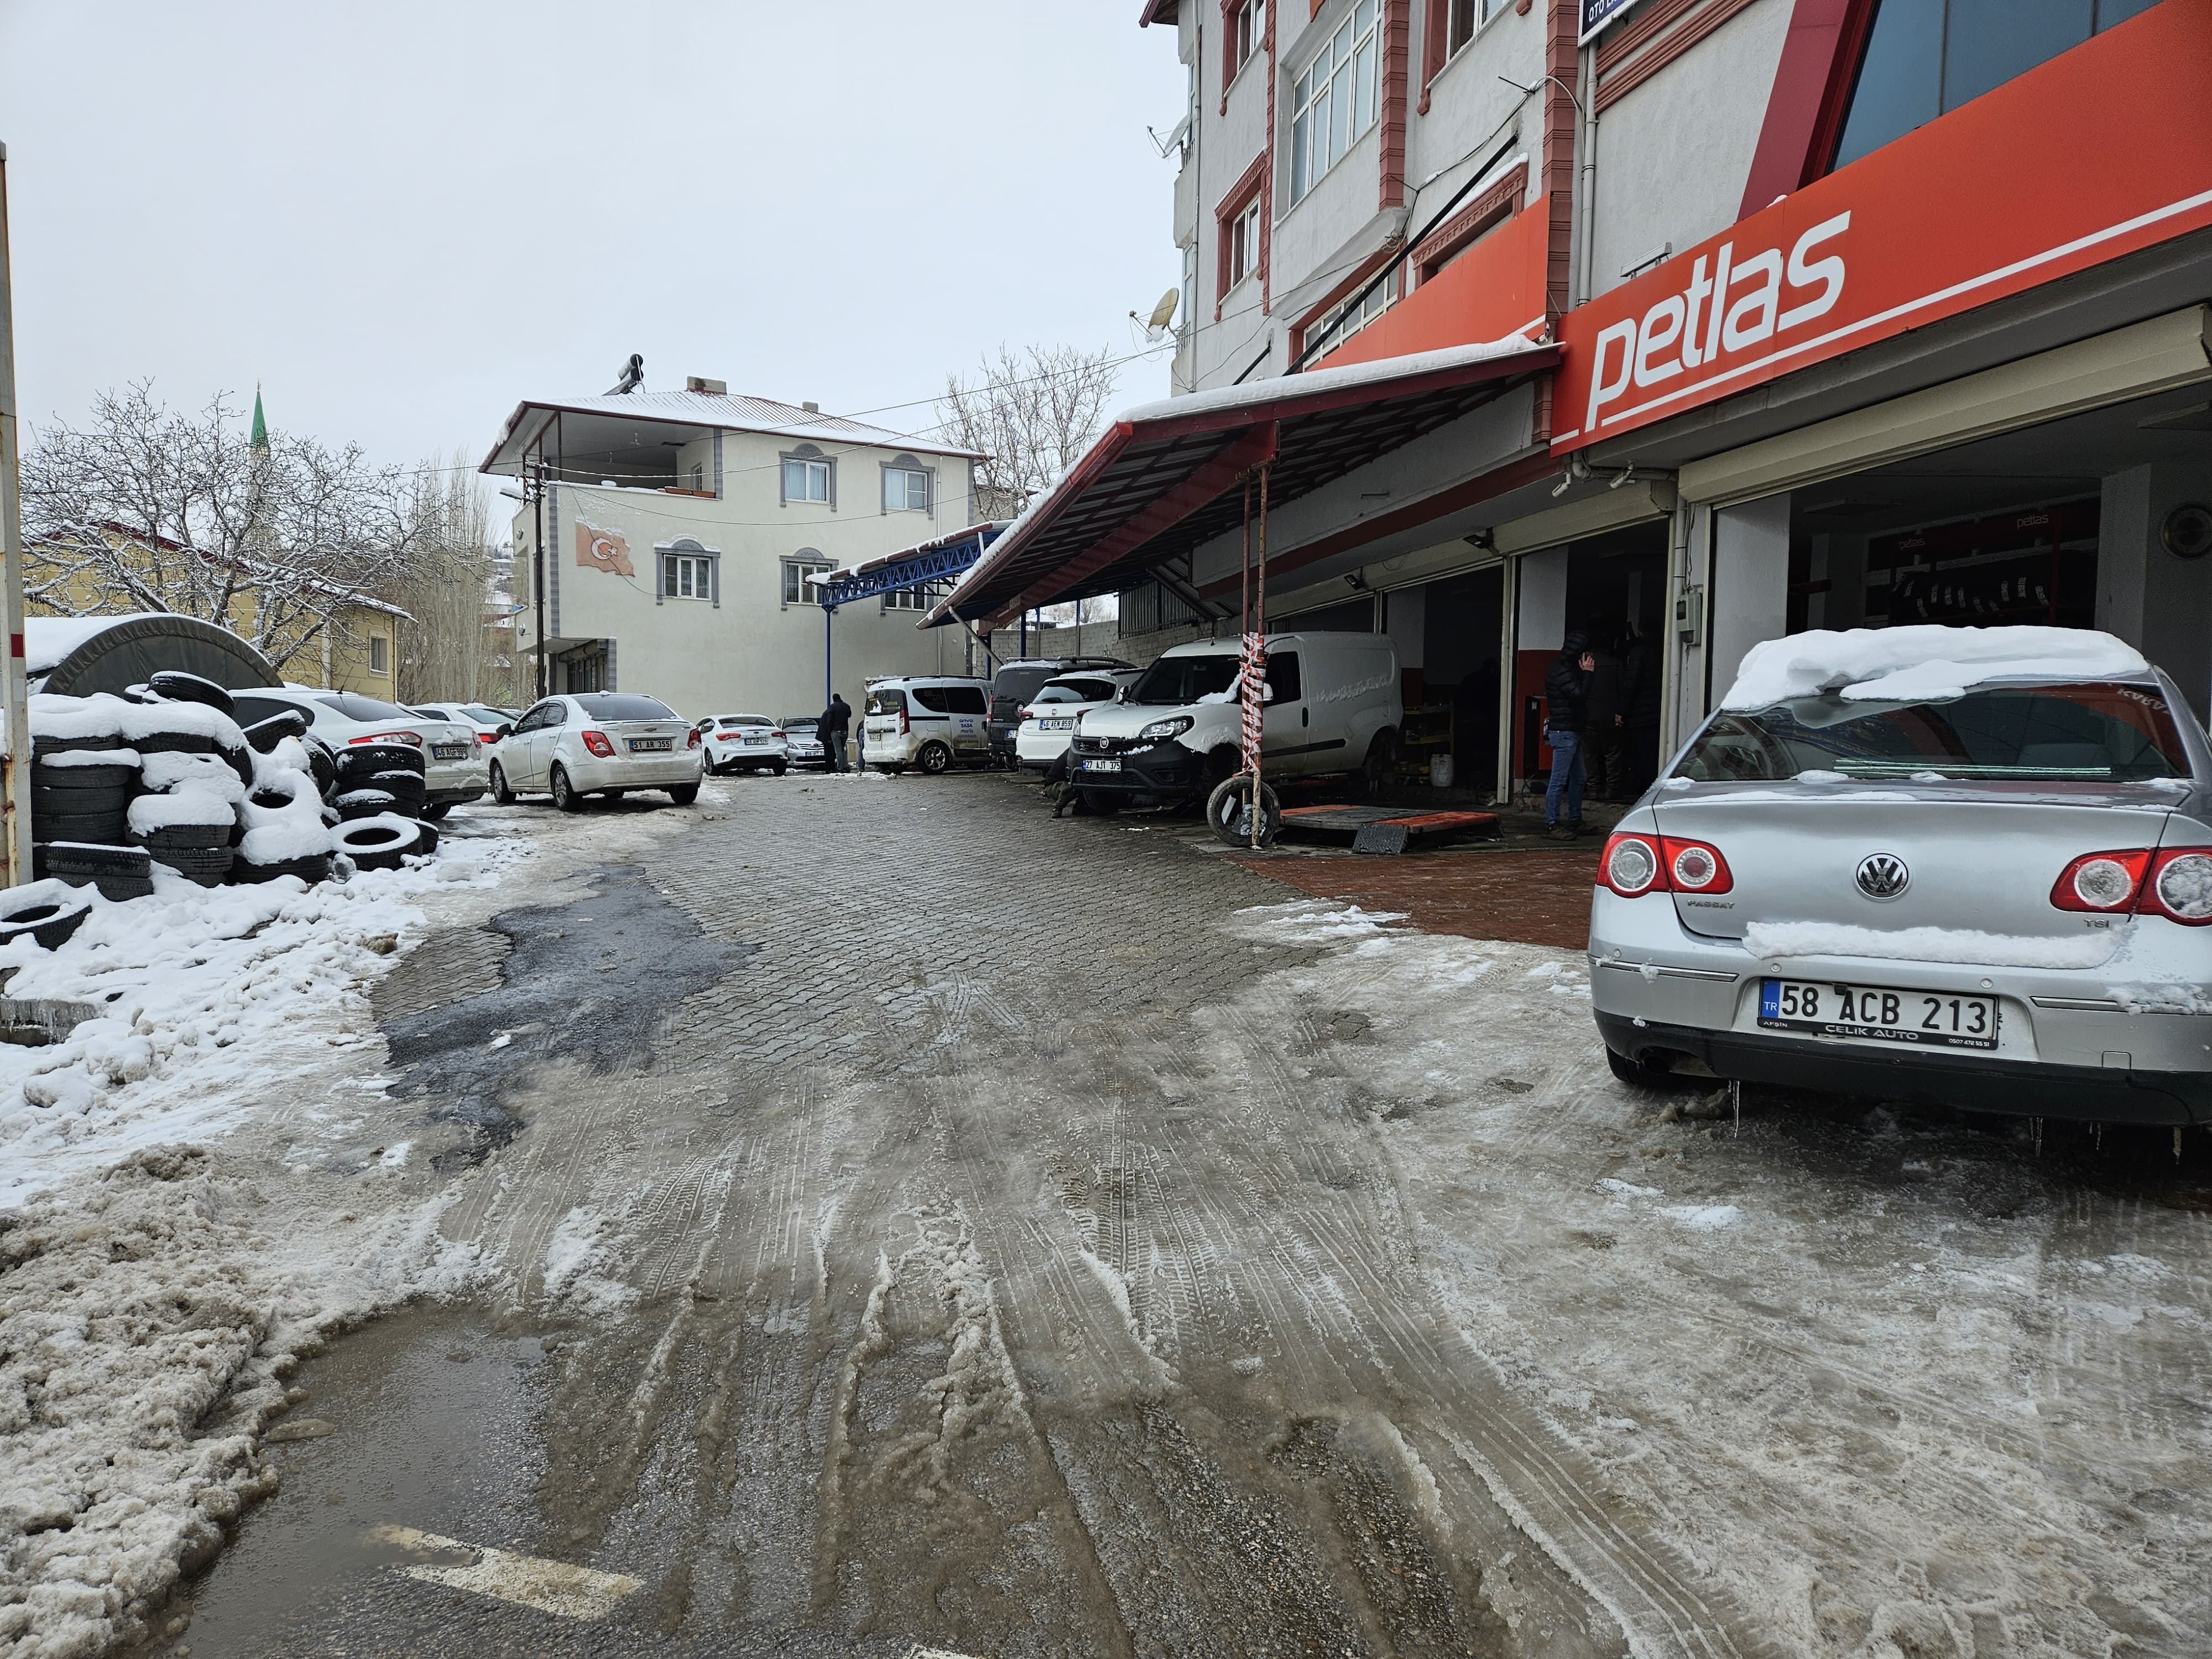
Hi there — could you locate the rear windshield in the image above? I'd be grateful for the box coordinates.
[1678,681,2192,783]
[990,667,1057,711]
[462,705,511,724]
[1032,679,1113,706]
[318,693,412,722]
[784,717,817,731]
[1126,654,1240,706]
[867,689,906,716]
[575,695,677,722]
[718,715,770,728]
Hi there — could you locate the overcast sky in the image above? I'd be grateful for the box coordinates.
[0,2,1188,473]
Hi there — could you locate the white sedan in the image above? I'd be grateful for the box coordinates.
[231,687,488,815]
[1014,669,1142,771]
[488,693,702,810]
[700,713,790,776]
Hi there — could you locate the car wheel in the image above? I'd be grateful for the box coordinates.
[421,800,453,821]
[773,764,787,776]
[1081,789,1122,816]
[1206,773,1280,847]
[1358,729,1397,798]
[551,765,582,813]
[489,763,515,806]
[668,782,701,806]
[916,741,952,775]
[1605,1046,1700,1089]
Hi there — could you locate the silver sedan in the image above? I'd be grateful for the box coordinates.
[1590,660,2212,1124]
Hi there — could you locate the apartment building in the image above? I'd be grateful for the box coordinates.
[930,0,2211,799]
[481,379,983,720]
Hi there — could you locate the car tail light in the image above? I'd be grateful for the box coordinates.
[1598,833,1732,897]
[581,730,616,758]
[2145,849,2212,924]
[685,727,702,750]
[2051,849,2152,912]
[476,731,496,744]
[771,729,784,739]
[899,708,910,735]
[349,731,423,746]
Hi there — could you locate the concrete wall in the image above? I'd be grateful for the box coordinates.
[2100,461,2212,722]
[1708,492,1792,704]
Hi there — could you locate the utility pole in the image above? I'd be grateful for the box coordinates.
[0,144,32,889]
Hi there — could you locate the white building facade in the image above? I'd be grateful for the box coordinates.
[483,382,983,722]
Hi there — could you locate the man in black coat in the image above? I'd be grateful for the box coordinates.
[820,692,852,773]
[1619,619,1663,794]
[1542,631,1595,839]
[1584,636,1626,801]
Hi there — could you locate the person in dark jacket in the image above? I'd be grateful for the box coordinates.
[1583,635,1626,801]
[1619,619,1663,794]
[820,692,852,773]
[1542,632,1595,838]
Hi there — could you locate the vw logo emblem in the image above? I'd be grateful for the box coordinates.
[1856,852,1911,900]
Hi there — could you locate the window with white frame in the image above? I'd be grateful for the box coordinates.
[368,634,389,674]
[1232,0,1266,71]
[783,556,833,606]
[882,463,930,512]
[1290,0,1380,206]
[662,552,713,599]
[1448,0,1506,54]
[1309,268,1400,360]
[781,447,832,505]
[883,585,931,612]
[1229,197,1261,288]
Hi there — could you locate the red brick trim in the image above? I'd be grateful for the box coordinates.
[1594,0,1700,74]
[1262,0,1277,315]
[1540,0,1577,327]
[1380,0,1411,206]
[1594,0,1767,115]
[1213,151,1271,320]
[1410,160,1527,281]
[1738,0,1879,217]
[1418,0,1448,113]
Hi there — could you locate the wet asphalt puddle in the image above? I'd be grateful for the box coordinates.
[373,863,755,1170]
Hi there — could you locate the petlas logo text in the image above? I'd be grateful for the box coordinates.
[1584,211,1850,434]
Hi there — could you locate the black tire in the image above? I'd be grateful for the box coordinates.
[34,799,131,836]
[242,709,309,753]
[232,853,331,885]
[369,771,427,815]
[304,738,338,800]
[33,788,131,822]
[1358,729,1397,799]
[489,763,515,805]
[92,875,156,902]
[38,813,129,845]
[1205,774,1281,848]
[147,845,234,885]
[147,671,236,713]
[333,815,422,871]
[221,743,255,789]
[135,731,218,756]
[414,821,441,855]
[32,733,124,760]
[551,765,582,813]
[772,764,787,777]
[667,782,700,805]
[335,790,397,821]
[32,762,138,792]
[1605,1046,1703,1090]
[1081,789,1123,816]
[916,741,952,775]
[134,821,233,852]
[420,800,453,821]
[336,743,425,781]
[0,893,91,950]
[43,842,153,879]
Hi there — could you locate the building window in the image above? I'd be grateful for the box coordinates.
[882,462,930,512]
[883,586,931,612]
[1290,0,1380,206]
[780,446,833,505]
[663,553,713,599]
[368,634,389,674]
[687,463,705,492]
[1309,268,1399,359]
[1180,242,1199,339]
[1447,0,1505,54]
[1229,197,1261,287]
[1833,0,2156,171]
[783,555,833,607]
[1232,0,1266,71]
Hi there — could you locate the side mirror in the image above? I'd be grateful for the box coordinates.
[495,724,513,739]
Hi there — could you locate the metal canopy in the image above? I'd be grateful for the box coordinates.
[814,523,1006,612]
[922,340,1556,633]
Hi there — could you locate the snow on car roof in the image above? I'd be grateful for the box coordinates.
[1721,626,2151,711]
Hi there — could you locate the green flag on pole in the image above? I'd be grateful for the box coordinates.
[249,385,268,453]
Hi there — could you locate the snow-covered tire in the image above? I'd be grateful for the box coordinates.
[415,820,440,854]
[133,821,233,852]
[32,761,138,792]
[146,671,236,713]
[42,842,152,877]
[148,845,234,886]
[135,731,218,756]
[32,733,124,760]
[231,853,331,885]
[0,890,91,951]
[37,811,129,845]
[337,744,424,781]
[335,788,398,821]
[242,708,309,753]
[332,813,425,872]
[304,737,338,800]
[369,770,426,815]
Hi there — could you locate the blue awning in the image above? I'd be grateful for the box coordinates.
[815,523,1007,612]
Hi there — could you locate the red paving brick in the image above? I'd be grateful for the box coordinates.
[1231,847,1600,949]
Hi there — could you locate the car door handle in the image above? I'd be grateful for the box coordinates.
[1301,707,1309,727]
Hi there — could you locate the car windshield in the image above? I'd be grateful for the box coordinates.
[575,694,677,722]
[1125,654,1240,706]
[1676,681,2193,783]
[318,692,413,722]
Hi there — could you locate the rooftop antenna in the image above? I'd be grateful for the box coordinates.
[606,353,644,395]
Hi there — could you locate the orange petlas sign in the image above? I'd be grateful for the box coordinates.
[1553,0,2212,452]
[575,519,634,577]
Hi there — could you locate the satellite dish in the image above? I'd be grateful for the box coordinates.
[1146,288,1181,333]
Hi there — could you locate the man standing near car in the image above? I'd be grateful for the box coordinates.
[820,692,852,774]
[1543,632,1595,841]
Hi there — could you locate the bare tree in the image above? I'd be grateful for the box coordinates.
[938,344,1120,520]
[390,451,492,703]
[19,382,418,673]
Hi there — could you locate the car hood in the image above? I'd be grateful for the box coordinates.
[1080,701,1235,740]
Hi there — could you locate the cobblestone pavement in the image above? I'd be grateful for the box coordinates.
[166,770,1763,1659]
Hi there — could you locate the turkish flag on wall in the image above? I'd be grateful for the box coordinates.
[575,520,635,577]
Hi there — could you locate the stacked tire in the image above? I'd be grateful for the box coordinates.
[333,742,427,822]
[130,752,248,888]
[31,743,138,848]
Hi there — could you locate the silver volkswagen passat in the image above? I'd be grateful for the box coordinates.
[1590,662,2212,1124]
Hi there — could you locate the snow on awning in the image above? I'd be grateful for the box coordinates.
[921,336,1556,633]
[26,614,281,697]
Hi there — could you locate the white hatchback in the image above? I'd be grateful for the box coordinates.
[488,692,702,810]
[232,687,488,816]
[1014,669,1142,771]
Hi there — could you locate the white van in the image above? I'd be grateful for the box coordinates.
[1068,633,1401,805]
[862,676,993,774]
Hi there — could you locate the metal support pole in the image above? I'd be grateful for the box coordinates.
[823,597,834,706]
[528,457,548,701]
[0,143,31,889]
[1248,462,1272,851]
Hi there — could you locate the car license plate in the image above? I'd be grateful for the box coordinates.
[1759,978,1997,1050]
[432,744,471,761]
[743,735,768,745]
[628,738,672,753]
[1042,718,1074,731]
[1081,757,1121,773]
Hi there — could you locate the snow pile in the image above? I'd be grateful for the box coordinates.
[236,767,331,867]
[1722,626,2148,711]
[1234,899,1410,944]
[1743,919,2125,970]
